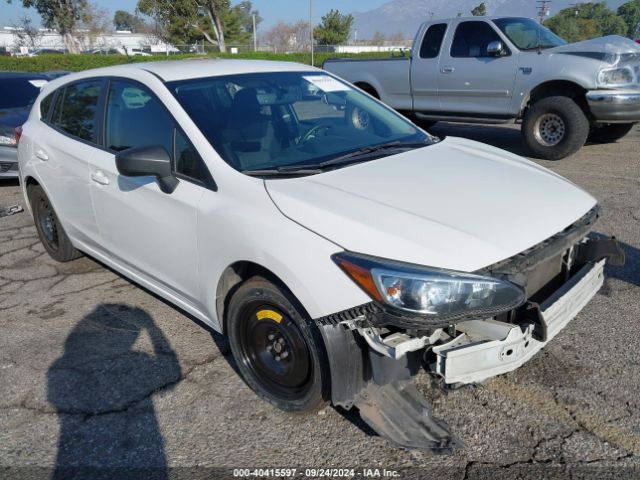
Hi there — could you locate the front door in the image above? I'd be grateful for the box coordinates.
[88,79,207,306]
[437,20,518,116]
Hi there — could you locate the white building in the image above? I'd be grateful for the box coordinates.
[0,27,176,53]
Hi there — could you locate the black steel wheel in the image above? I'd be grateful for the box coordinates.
[28,184,82,262]
[227,277,329,412]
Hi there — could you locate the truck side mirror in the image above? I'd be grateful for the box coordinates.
[487,41,506,57]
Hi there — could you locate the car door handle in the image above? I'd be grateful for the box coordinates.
[91,171,110,186]
[35,149,49,161]
[440,66,455,74]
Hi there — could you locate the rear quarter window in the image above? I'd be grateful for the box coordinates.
[40,92,55,119]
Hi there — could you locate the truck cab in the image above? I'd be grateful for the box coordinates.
[324,17,640,160]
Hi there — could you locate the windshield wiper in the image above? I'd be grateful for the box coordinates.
[242,167,324,177]
[314,140,431,169]
[243,140,430,177]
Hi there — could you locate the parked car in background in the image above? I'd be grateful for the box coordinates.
[0,71,66,177]
[27,48,67,57]
[18,60,624,450]
[324,17,640,160]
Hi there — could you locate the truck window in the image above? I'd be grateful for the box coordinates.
[451,21,504,58]
[419,23,447,59]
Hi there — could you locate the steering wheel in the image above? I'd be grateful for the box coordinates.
[298,123,332,144]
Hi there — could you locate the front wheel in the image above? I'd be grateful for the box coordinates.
[227,277,329,413]
[522,96,589,160]
[587,123,635,144]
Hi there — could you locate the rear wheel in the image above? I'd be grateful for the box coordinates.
[522,96,589,160]
[587,123,635,144]
[28,185,82,262]
[227,277,329,413]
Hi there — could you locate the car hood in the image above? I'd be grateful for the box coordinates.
[552,35,640,61]
[266,137,597,272]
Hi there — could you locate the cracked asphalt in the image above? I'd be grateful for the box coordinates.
[0,124,639,480]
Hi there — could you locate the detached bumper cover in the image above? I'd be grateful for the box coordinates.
[586,89,640,123]
[432,259,605,384]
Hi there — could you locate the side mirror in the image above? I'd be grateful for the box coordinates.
[487,41,506,57]
[115,145,178,194]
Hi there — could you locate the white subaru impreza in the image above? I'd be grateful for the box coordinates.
[18,59,624,451]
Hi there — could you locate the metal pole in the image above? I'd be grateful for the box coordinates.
[252,13,257,51]
[309,0,314,66]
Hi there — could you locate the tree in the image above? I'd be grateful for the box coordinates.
[262,20,310,53]
[113,10,148,33]
[77,2,110,50]
[371,31,386,46]
[137,0,230,52]
[314,9,354,46]
[546,2,627,42]
[471,2,486,16]
[6,0,87,53]
[11,15,43,50]
[235,1,262,38]
[618,0,640,38]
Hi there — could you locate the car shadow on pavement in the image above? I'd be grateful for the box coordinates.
[428,122,529,157]
[48,304,181,480]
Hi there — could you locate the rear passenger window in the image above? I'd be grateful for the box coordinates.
[420,24,447,59]
[50,81,102,142]
[451,21,504,58]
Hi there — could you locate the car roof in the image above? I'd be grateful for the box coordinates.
[55,58,321,83]
[431,15,533,22]
[0,71,49,80]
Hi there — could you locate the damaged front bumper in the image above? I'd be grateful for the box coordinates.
[315,219,624,452]
[431,259,605,385]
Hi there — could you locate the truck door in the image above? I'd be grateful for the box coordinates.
[411,23,448,112]
[437,20,518,117]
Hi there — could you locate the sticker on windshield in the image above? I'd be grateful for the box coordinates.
[303,75,350,93]
[29,80,48,89]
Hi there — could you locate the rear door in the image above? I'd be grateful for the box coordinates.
[411,23,448,112]
[88,78,211,306]
[34,79,104,247]
[437,20,518,116]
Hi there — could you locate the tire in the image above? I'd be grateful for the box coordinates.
[226,276,329,413]
[28,184,82,262]
[522,96,589,160]
[587,123,635,144]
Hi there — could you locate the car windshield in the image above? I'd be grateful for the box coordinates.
[493,18,566,51]
[0,78,46,109]
[167,71,432,175]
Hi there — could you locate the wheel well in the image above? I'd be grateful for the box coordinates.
[354,82,379,99]
[24,176,39,190]
[215,261,290,334]
[525,80,591,119]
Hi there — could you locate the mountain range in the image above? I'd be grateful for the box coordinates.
[351,0,628,39]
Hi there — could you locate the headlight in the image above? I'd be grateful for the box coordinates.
[597,66,636,88]
[333,252,525,323]
[0,127,17,146]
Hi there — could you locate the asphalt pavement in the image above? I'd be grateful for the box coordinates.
[0,124,639,480]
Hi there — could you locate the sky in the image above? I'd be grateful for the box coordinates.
[0,0,389,30]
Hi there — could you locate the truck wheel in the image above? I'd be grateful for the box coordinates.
[587,123,635,144]
[28,185,82,262]
[226,276,329,413]
[522,96,589,160]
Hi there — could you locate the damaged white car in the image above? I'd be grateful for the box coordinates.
[18,60,625,450]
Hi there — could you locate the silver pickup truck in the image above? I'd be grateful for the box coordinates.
[324,16,640,160]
